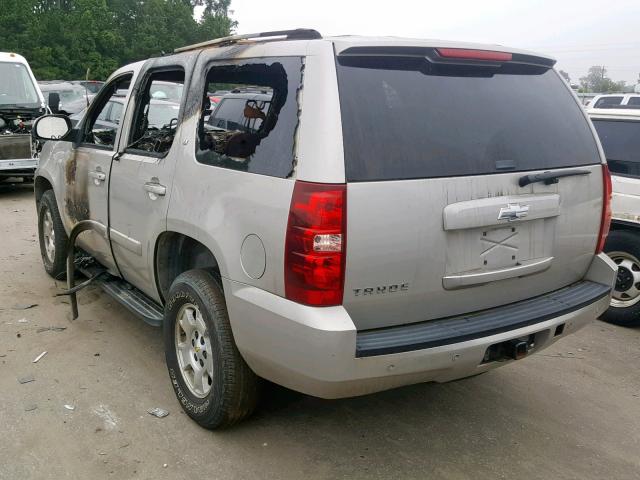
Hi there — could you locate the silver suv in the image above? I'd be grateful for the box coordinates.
[31,29,617,429]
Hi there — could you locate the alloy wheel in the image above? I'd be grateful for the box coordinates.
[174,303,214,398]
[609,251,640,308]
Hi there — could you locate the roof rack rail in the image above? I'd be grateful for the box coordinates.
[174,28,321,53]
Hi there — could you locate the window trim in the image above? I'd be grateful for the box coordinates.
[591,117,640,179]
[76,72,134,151]
[194,56,301,178]
[124,66,185,159]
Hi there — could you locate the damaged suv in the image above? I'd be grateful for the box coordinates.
[0,52,46,182]
[32,30,616,429]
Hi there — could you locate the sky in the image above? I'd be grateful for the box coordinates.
[222,0,640,86]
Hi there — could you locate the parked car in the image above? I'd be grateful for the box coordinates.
[207,89,230,107]
[589,108,640,326]
[39,81,90,115]
[71,80,104,95]
[206,90,272,134]
[149,80,183,102]
[31,29,616,429]
[92,95,180,146]
[0,52,46,182]
[588,93,640,109]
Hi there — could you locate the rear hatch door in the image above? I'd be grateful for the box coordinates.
[336,47,605,330]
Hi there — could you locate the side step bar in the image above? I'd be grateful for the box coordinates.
[78,263,164,327]
[64,221,163,326]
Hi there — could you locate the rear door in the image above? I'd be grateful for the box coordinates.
[335,47,605,330]
[109,65,187,301]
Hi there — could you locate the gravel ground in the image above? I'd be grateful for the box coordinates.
[1,182,639,480]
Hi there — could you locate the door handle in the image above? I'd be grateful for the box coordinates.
[88,170,106,184]
[143,182,167,197]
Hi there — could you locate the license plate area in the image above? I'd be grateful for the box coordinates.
[446,221,546,275]
[481,225,520,269]
[442,217,557,290]
[442,193,559,279]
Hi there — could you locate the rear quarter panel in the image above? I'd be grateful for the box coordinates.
[166,44,317,296]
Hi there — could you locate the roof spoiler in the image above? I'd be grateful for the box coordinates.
[338,46,556,68]
[175,29,322,53]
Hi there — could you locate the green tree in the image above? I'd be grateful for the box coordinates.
[579,66,626,93]
[0,0,236,80]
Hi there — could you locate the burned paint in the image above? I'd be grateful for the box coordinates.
[288,57,305,178]
[63,151,90,223]
[182,44,252,119]
[66,197,90,222]
[65,154,77,184]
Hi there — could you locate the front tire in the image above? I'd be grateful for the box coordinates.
[602,230,640,327]
[37,190,68,279]
[163,270,259,429]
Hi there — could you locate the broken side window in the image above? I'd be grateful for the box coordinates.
[196,57,302,178]
[127,70,184,156]
[82,75,132,149]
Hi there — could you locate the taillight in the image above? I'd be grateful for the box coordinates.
[285,181,346,306]
[435,48,513,62]
[596,164,612,253]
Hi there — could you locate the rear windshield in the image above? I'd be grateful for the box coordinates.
[592,119,640,178]
[336,55,601,181]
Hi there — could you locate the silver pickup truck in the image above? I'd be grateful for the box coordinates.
[32,29,616,429]
[0,52,45,182]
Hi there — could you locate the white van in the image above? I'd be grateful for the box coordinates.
[0,52,46,182]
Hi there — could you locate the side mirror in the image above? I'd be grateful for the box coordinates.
[32,114,72,141]
[48,92,61,113]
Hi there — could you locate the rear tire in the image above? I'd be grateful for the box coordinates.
[601,230,640,327]
[163,269,259,429]
[37,190,68,279]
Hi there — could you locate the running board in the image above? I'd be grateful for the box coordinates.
[78,263,164,327]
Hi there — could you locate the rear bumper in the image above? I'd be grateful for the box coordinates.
[224,254,616,399]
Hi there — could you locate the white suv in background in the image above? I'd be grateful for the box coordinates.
[0,52,46,182]
[589,108,640,326]
[589,93,640,109]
